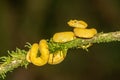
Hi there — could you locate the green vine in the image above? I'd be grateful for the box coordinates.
[0,31,120,79]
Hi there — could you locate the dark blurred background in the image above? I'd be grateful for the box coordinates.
[0,0,120,80]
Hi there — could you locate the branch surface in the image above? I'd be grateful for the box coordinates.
[0,31,120,78]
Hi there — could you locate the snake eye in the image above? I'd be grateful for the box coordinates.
[53,32,75,43]
[67,20,88,28]
[48,51,67,65]
[74,28,97,38]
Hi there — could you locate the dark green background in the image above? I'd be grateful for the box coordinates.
[0,0,120,80]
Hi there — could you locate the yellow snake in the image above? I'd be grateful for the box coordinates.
[26,20,97,66]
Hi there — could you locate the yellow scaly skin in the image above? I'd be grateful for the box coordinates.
[48,51,67,65]
[53,31,75,43]
[26,40,49,66]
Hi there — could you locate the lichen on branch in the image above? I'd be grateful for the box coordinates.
[48,31,120,52]
[0,31,120,79]
[0,19,120,79]
[0,48,29,79]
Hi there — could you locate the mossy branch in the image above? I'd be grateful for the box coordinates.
[0,31,120,79]
[48,31,120,52]
[0,48,29,79]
